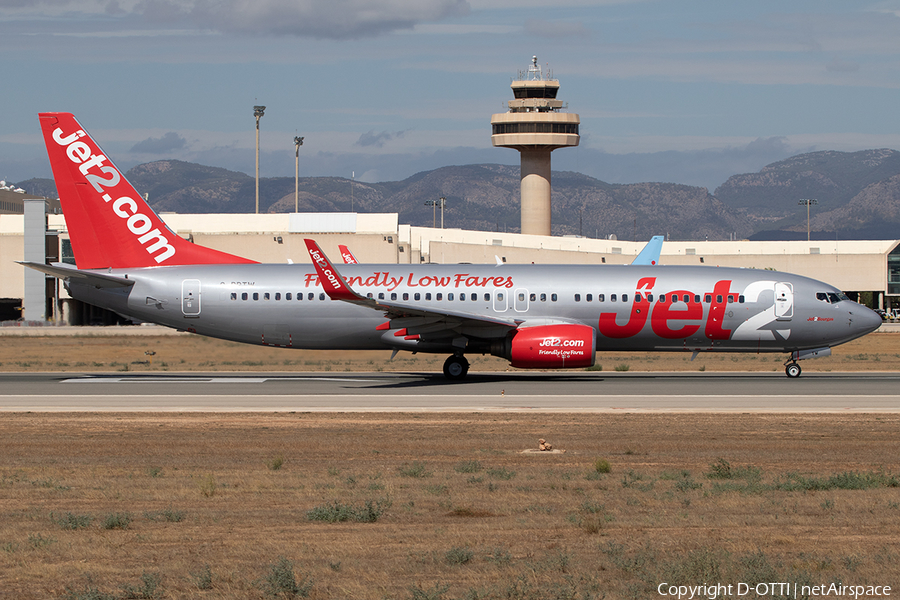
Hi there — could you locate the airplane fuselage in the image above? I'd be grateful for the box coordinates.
[67,262,877,356]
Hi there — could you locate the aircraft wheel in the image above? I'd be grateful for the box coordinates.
[785,363,801,378]
[443,355,469,380]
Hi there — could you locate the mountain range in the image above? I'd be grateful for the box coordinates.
[17,149,900,241]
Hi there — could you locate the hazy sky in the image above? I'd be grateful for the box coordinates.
[2,0,898,190]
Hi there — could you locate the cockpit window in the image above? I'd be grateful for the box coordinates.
[816,292,829,302]
[828,292,842,304]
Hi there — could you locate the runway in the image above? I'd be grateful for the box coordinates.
[1,371,899,412]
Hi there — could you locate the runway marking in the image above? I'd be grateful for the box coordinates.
[61,377,376,384]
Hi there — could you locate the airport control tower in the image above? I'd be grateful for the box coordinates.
[491,57,579,236]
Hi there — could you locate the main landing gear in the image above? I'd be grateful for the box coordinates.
[784,362,801,378]
[443,355,469,380]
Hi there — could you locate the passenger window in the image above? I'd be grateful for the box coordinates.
[286,293,292,300]
[586,294,592,302]
[391,293,397,301]
[253,292,259,301]
[484,293,490,302]
[646,294,653,302]
[519,293,526,301]
[460,293,465,301]
[241,292,248,301]
[694,295,700,303]
[739,295,745,303]
[705,294,712,303]
[575,294,581,302]
[367,293,373,299]
[448,293,454,301]
[378,293,385,300]
[611,294,617,302]
[402,293,409,301]
[263,292,270,301]
[658,294,666,303]
[551,293,558,302]
[498,293,504,301]
[635,293,642,303]
[426,293,432,301]
[437,293,443,301]
[319,293,326,301]
[716,295,723,303]
[530,293,536,301]
[230,292,237,300]
[540,293,546,302]
[598,294,605,302]
[414,293,420,301]
[275,293,281,301]
[727,295,734,303]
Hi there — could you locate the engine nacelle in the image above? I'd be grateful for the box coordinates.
[505,324,596,369]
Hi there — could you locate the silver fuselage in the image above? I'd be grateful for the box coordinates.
[66,262,882,355]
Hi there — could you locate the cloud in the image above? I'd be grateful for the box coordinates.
[130,131,187,154]
[356,129,409,148]
[523,19,591,39]
[6,0,471,39]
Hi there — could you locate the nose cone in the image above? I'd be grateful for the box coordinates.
[852,305,883,336]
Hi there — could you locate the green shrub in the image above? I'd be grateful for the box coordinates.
[191,565,213,590]
[52,512,93,530]
[454,460,483,474]
[487,467,516,480]
[257,557,313,599]
[102,512,132,530]
[399,461,432,478]
[614,363,630,372]
[593,458,611,474]
[445,546,474,565]
[267,455,284,471]
[120,572,162,599]
[305,499,390,523]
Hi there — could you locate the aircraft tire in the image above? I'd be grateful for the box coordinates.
[443,355,469,380]
[785,363,801,378]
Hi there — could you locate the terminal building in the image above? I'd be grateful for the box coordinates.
[2,206,900,324]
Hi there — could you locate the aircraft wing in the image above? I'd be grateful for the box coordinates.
[18,261,135,289]
[304,240,521,337]
[632,236,664,266]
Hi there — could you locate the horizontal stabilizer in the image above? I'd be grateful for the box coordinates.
[18,261,134,288]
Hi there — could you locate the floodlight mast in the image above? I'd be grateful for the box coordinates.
[294,135,304,213]
[799,198,818,241]
[254,105,266,214]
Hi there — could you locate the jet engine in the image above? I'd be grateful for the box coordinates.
[492,324,596,369]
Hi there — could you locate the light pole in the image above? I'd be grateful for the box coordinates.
[798,198,817,241]
[254,105,265,214]
[424,197,446,228]
[293,135,304,213]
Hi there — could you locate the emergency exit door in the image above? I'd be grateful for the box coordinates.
[182,279,201,317]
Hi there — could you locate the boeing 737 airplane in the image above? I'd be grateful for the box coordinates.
[23,113,882,379]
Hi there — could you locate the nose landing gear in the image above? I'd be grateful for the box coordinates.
[443,355,469,380]
[785,362,801,378]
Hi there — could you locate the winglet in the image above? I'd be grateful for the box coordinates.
[338,245,359,264]
[304,239,366,302]
[632,236,664,266]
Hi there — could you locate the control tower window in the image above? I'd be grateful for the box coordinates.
[513,88,559,99]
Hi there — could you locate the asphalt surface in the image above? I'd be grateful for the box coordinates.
[1,371,899,412]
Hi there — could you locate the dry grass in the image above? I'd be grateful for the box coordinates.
[2,412,899,599]
[0,331,899,373]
